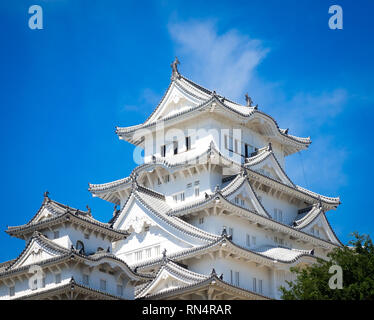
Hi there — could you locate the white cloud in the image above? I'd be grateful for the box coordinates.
[168,20,268,101]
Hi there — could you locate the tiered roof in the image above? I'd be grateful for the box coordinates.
[115,63,311,156]
[89,141,340,211]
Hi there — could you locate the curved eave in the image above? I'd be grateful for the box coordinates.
[138,274,270,300]
[6,211,128,241]
[245,167,340,210]
[12,279,124,300]
[88,141,242,205]
[132,236,318,273]
[116,92,311,154]
[169,192,341,250]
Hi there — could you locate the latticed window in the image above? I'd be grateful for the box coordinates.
[100,279,107,291]
[135,251,142,261]
[154,246,160,256]
[195,187,200,197]
[83,274,89,285]
[246,234,251,247]
[235,272,240,286]
[117,284,123,296]
[9,286,15,297]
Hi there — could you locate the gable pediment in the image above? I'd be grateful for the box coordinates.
[225,177,270,217]
[146,83,203,123]
[10,238,65,270]
[250,153,294,187]
[299,213,340,245]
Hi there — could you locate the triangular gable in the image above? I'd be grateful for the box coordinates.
[146,81,206,124]
[298,212,341,245]
[113,193,216,247]
[247,151,294,187]
[137,261,207,298]
[9,236,68,270]
[31,203,61,224]
[222,176,270,218]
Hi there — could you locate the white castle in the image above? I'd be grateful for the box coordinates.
[0,59,341,300]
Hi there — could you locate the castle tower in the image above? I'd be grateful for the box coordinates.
[88,59,341,300]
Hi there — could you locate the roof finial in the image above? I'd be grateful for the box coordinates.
[44,190,50,199]
[245,93,253,107]
[210,268,217,276]
[268,142,272,151]
[171,57,180,80]
[162,248,167,261]
[86,205,92,216]
[221,227,227,237]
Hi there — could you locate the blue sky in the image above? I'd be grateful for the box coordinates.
[0,0,373,262]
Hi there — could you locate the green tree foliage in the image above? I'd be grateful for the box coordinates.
[280,232,374,300]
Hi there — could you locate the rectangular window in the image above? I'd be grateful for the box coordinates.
[259,280,263,293]
[252,236,256,246]
[195,187,200,197]
[240,199,245,206]
[230,270,233,285]
[235,272,240,286]
[164,175,170,183]
[180,192,185,202]
[234,196,239,204]
[186,136,191,151]
[135,251,142,261]
[157,177,162,185]
[83,274,89,285]
[53,231,59,239]
[173,141,178,155]
[100,279,107,291]
[9,286,15,297]
[42,277,45,288]
[224,135,228,149]
[161,145,166,157]
[246,234,251,247]
[55,273,61,284]
[154,246,160,256]
[234,139,238,153]
[117,284,123,296]
[199,217,204,224]
[253,278,257,292]
[146,248,152,259]
[173,194,178,203]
